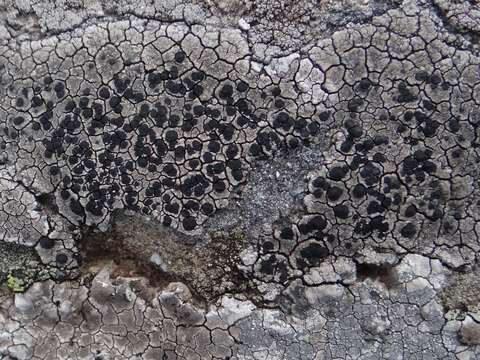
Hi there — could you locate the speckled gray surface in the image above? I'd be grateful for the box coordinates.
[0,0,480,358]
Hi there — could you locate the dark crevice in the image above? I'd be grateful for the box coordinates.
[355,262,399,288]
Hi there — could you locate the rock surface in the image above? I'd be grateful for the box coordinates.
[0,0,480,358]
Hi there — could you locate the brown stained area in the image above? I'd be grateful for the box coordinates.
[459,322,480,345]
[441,268,480,312]
[78,211,252,303]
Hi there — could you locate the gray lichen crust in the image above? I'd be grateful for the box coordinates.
[0,0,480,359]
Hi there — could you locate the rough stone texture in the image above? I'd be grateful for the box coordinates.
[0,0,480,359]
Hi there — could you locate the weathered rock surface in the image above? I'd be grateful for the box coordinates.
[1,0,480,358]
